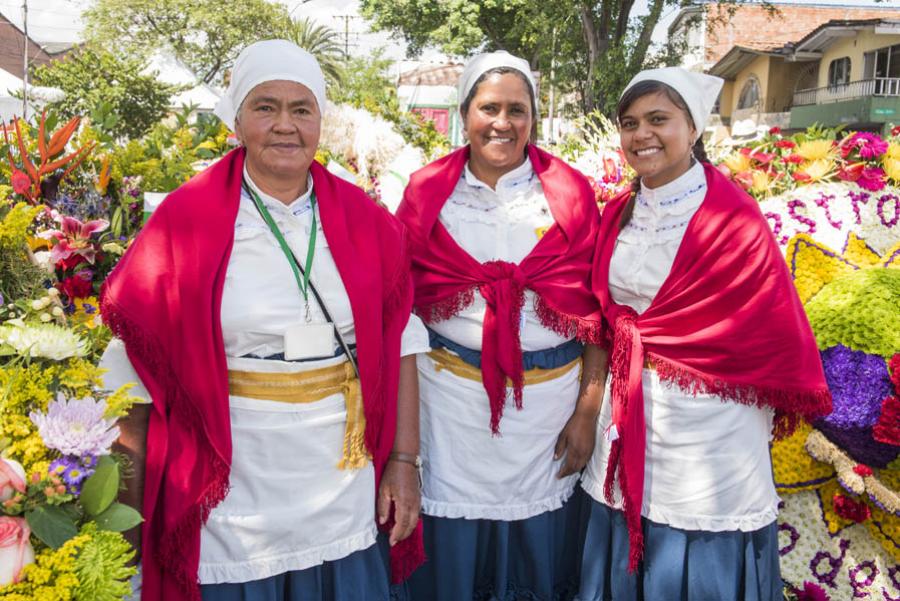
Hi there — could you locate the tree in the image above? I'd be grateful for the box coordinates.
[360,0,766,116]
[82,0,292,86]
[284,18,345,86]
[31,47,178,140]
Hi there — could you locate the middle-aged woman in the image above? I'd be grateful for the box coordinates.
[576,67,833,601]
[99,40,427,601]
[396,51,606,600]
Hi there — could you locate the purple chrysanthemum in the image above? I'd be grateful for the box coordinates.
[30,396,119,457]
[49,455,94,494]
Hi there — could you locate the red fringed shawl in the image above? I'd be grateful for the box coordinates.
[397,145,603,433]
[100,149,424,601]
[593,163,832,572]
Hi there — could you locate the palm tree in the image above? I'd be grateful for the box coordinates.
[285,18,345,87]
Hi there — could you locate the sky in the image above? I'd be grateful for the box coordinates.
[0,0,893,66]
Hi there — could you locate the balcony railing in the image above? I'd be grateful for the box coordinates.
[793,77,900,106]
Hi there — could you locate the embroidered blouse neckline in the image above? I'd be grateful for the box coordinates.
[242,165,314,216]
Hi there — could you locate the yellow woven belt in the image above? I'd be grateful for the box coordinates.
[427,347,581,385]
[227,360,369,470]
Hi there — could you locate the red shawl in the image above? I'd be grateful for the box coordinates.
[397,145,603,433]
[593,163,832,571]
[100,148,423,601]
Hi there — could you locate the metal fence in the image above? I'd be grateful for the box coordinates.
[792,77,900,106]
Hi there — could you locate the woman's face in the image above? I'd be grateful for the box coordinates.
[234,80,321,185]
[618,91,696,189]
[463,72,533,184]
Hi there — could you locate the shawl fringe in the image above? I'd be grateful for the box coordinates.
[533,295,604,345]
[415,287,476,324]
[649,354,831,438]
[100,293,230,600]
[389,537,427,584]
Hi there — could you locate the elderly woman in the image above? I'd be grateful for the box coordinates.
[100,40,426,601]
[576,68,831,600]
[396,51,606,600]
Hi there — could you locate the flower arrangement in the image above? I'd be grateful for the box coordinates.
[715,125,900,200]
[562,112,633,205]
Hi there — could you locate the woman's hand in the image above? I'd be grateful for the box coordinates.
[377,459,421,546]
[555,344,608,478]
[555,409,597,477]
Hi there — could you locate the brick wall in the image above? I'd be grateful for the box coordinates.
[703,3,900,65]
[0,14,57,78]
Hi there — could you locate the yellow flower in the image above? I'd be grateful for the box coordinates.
[801,159,835,182]
[750,170,771,195]
[723,151,751,174]
[884,156,900,183]
[796,139,836,162]
[71,297,101,329]
[886,142,900,160]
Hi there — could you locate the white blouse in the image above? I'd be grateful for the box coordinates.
[418,157,581,521]
[581,162,780,532]
[101,171,430,585]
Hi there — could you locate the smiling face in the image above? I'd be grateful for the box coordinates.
[234,79,321,196]
[618,89,697,189]
[462,71,534,188]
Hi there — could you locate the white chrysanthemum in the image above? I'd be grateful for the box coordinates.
[0,323,88,360]
[30,395,119,457]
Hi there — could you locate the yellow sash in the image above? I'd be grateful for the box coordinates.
[227,360,369,470]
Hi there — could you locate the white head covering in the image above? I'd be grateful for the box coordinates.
[214,39,327,130]
[621,67,723,141]
[457,51,538,115]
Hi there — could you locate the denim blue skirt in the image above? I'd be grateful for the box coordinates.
[575,499,782,601]
[399,489,590,601]
[200,537,395,601]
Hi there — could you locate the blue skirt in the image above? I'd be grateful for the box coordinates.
[200,537,395,601]
[400,489,590,600]
[576,499,781,601]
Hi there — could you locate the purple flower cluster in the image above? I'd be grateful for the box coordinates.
[49,455,97,494]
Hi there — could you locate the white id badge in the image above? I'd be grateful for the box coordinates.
[284,323,335,360]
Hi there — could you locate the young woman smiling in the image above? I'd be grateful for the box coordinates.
[576,68,831,601]
[397,51,606,600]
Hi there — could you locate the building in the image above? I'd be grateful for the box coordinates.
[669,1,900,72]
[397,63,464,146]
[708,18,900,135]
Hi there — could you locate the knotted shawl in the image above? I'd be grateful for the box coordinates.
[593,163,832,571]
[397,145,603,433]
[101,148,423,601]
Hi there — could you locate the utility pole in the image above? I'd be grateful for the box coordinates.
[337,15,357,57]
[22,0,28,119]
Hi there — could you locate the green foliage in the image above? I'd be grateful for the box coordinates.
[26,505,79,549]
[31,47,178,141]
[284,17,345,86]
[806,269,900,359]
[80,456,119,517]
[83,0,293,85]
[73,523,137,601]
[331,52,449,159]
[0,203,46,306]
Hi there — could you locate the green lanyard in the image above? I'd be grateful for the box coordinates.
[243,179,318,321]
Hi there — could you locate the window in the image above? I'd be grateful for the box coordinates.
[864,44,900,79]
[827,57,851,88]
[737,77,760,110]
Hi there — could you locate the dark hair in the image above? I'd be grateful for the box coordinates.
[616,79,709,228]
[459,66,538,142]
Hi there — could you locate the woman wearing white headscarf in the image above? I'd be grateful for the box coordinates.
[576,67,829,600]
[100,39,429,601]
[396,51,606,599]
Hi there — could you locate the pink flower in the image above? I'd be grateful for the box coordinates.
[841,132,889,160]
[0,517,34,585]
[775,140,796,149]
[10,169,30,196]
[838,163,863,182]
[39,214,108,266]
[796,581,829,601]
[0,459,25,503]
[783,154,804,164]
[792,171,812,183]
[857,166,887,191]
